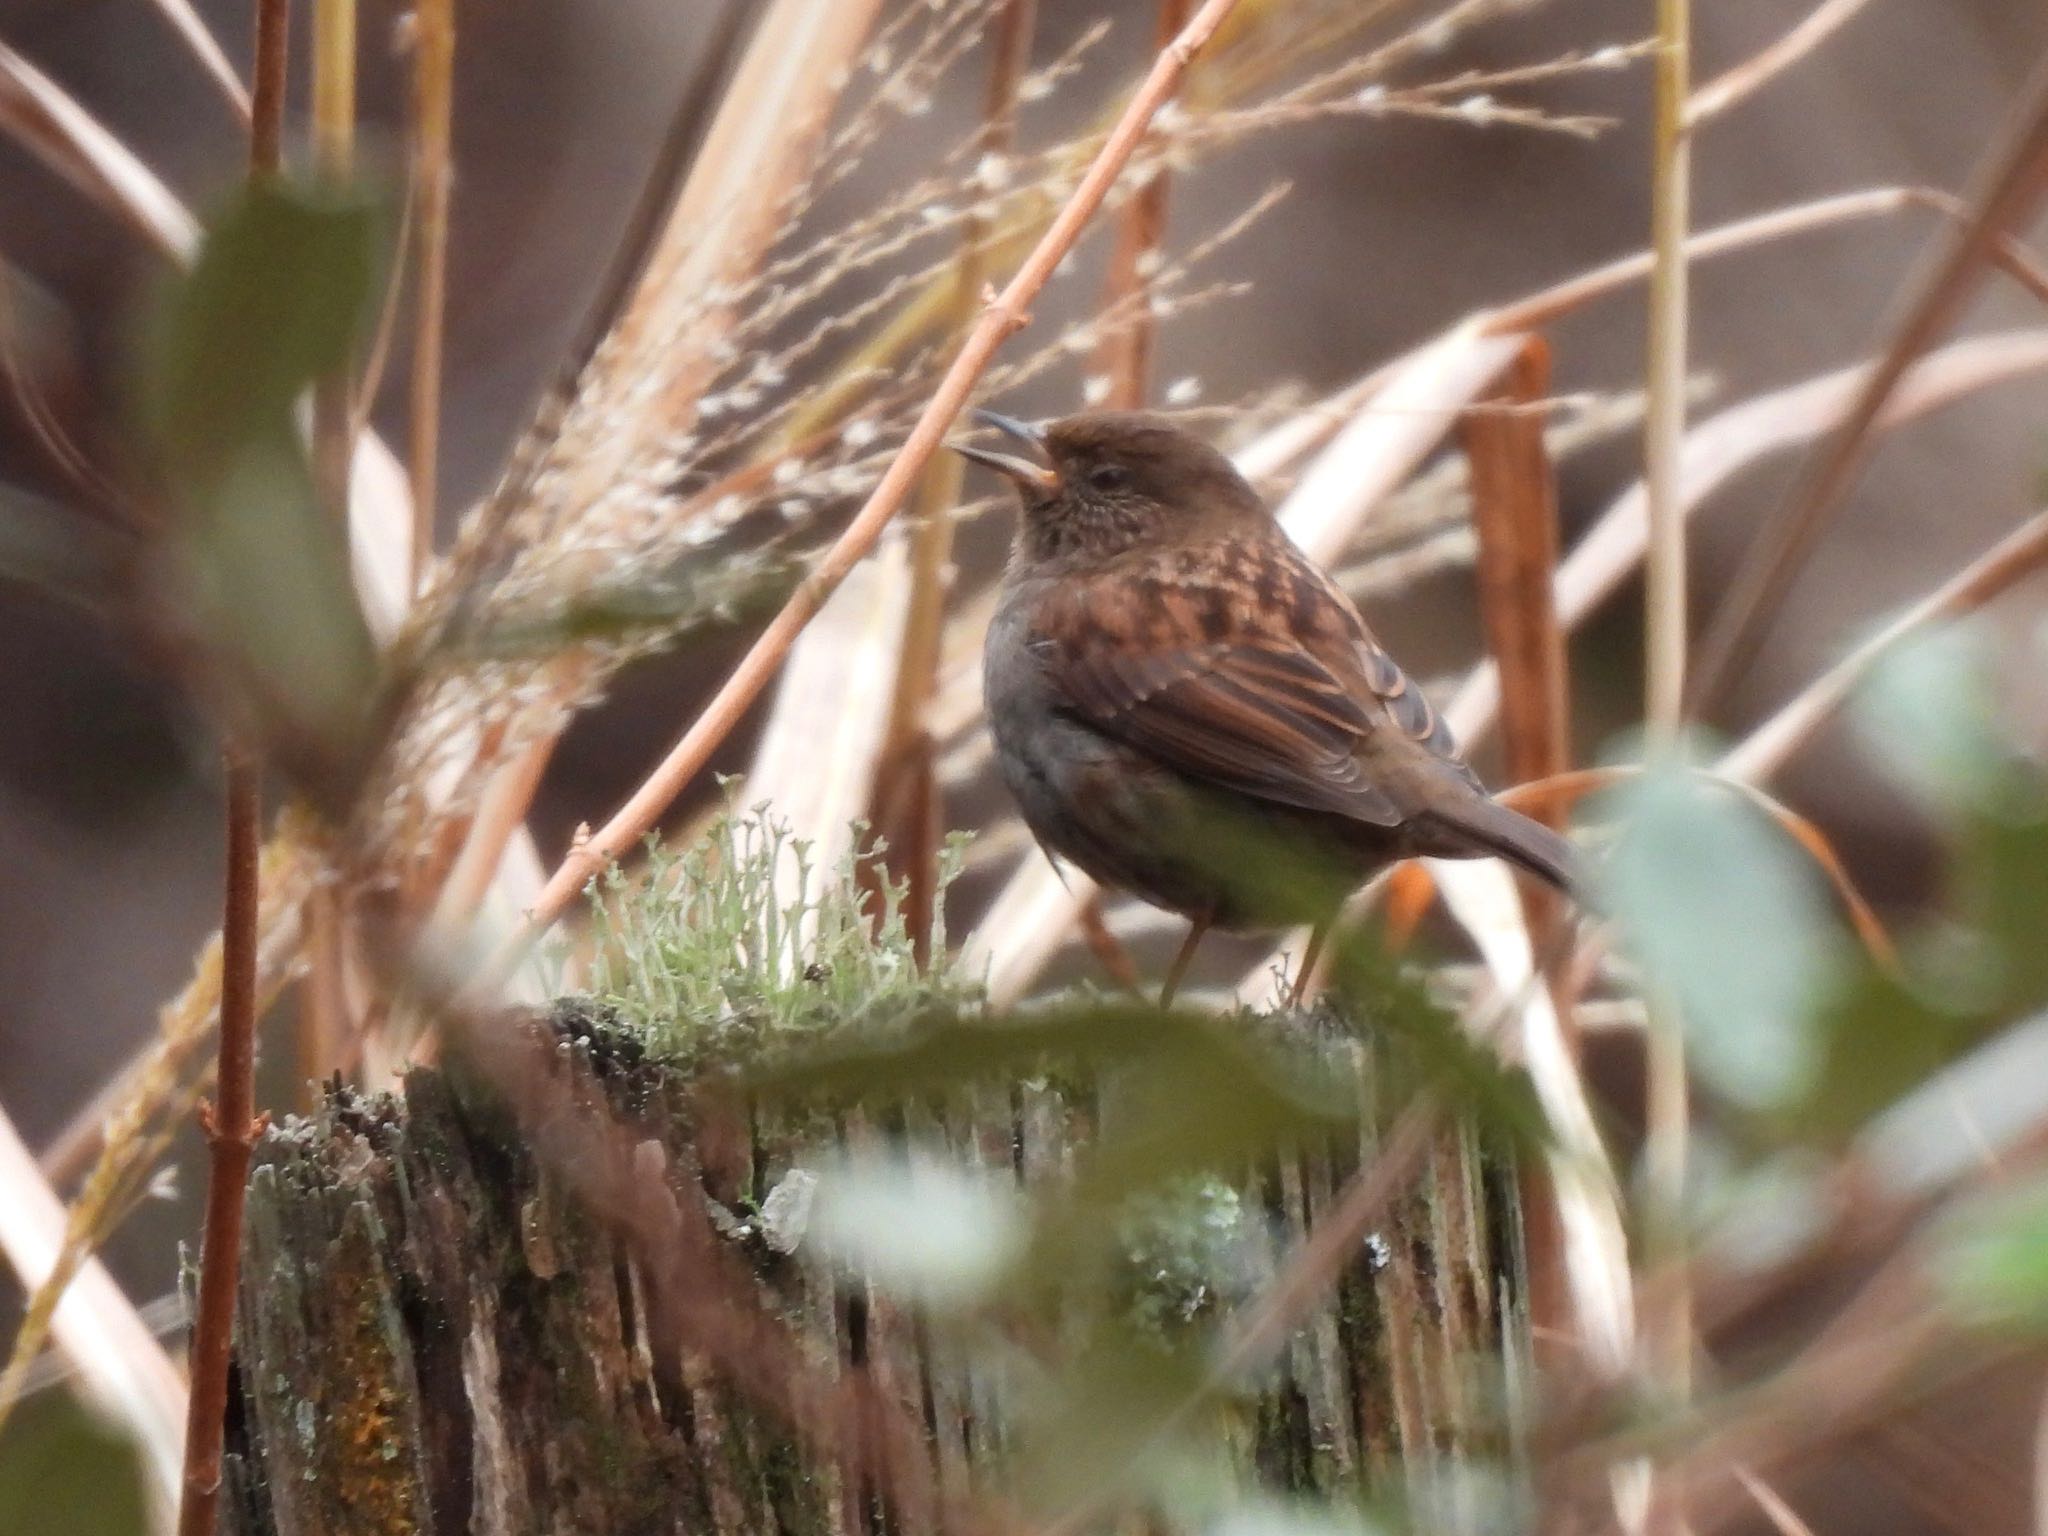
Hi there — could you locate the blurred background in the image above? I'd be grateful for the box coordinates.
[4,3,2048,1525]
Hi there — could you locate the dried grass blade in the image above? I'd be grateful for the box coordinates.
[874,0,1039,957]
[1725,507,2048,783]
[1492,184,2048,335]
[0,41,197,255]
[1458,333,1580,1372]
[1690,51,2048,711]
[407,0,453,592]
[1430,861,1637,1388]
[483,0,1254,984]
[748,541,914,956]
[1445,328,2048,753]
[1687,0,1879,129]
[144,0,252,122]
[0,1102,184,1519]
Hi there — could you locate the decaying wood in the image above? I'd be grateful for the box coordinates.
[221,1003,1527,1535]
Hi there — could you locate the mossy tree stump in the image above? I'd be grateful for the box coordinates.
[220,1000,1527,1536]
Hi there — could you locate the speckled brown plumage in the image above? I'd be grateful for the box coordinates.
[959,409,1576,1000]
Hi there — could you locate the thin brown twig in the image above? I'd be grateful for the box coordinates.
[1090,0,1194,407]
[481,0,1251,984]
[873,0,1039,963]
[177,6,288,1528]
[1687,0,1879,129]
[1690,50,2048,713]
[247,0,288,178]
[176,745,267,1536]
[408,0,454,594]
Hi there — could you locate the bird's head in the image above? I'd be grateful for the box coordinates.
[950,409,1266,565]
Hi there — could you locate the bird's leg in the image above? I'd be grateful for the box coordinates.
[1159,913,1212,1008]
[1288,919,1333,1010]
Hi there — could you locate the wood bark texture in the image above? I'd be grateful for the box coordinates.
[220,1003,1527,1535]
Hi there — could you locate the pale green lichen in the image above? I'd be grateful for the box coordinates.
[582,804,979,1068]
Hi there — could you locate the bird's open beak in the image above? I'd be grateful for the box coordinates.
[947,408,1059,493]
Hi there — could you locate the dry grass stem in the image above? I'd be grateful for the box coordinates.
[407,0,453,594]
[1690,50,2048,712]
[0,41,198,255]
[1687,0,1879,128]
[1446,328,2048,757]
[1459,334,1578,1365]
[871,0,1039,956]
[1493,184,2048,334]
[0,1100,183,1517]
[1641,6,1696,1522]
[144,0,251,122]
[1724,506,2048,783]
[480,0,1253,986]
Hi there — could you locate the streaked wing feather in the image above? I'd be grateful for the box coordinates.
[1034,538,1478,828]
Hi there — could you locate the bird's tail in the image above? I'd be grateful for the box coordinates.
[1431,799,1581,896]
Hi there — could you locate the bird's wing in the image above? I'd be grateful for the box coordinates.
[1029,536,1476,828]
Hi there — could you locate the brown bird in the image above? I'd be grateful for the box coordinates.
[956,408,1576,1005]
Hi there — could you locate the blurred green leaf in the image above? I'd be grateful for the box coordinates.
[1016,1327,1215,1515]
[144,179,379,482]
[0,1388,148,1536]
[1775,964,1964,1147]
[1851,624,2023,819]
[1324,925,1549,1149]
[190,438,380,804]
[1779,809,2048,1145]
[1198,1498,1391,1536]
[142,179,384,811]
[1959,807,2048,1013]
[1935,1176,2048,1334]
[1594,760,1848,1113]
[806,1147,1025,1307]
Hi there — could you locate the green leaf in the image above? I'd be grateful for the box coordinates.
[1960,807,2048,1014]
[1850,623,2022,819]
[144,179,380,483]
[1936,1176,2048,1334]
[1323,924,1550,1148]
[0,1388,148,1536]
[1594,760,1848,1113]
[185,436,380,805]
[1015,1328,1215,1515]
[141,178,385,811]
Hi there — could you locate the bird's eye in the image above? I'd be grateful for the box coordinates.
[1085,463,1130,493]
